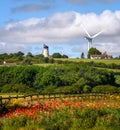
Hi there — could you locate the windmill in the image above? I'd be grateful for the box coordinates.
[82,25,103,51]
[43,44,49,57]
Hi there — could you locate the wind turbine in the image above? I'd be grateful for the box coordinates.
[82,25,103,51]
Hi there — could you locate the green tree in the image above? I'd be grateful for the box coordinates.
[0,53,8,60]
[81,52,85,58]
[16,51,24,57]
[61,54,68,58]
[52,53,61,58]
[26,52,33,58]
[40,71,61,87]
[88,47,101,58]
[16,51,24,61]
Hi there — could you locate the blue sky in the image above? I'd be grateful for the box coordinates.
[0,0,120,58]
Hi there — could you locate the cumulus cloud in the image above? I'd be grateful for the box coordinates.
[0,10,120,56]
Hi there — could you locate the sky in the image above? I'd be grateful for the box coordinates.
[0,0,120,58]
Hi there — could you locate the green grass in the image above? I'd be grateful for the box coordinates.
[33,58,120,68]
[94,67,120,73]
[55,58,120,65]
[33,63,58,67]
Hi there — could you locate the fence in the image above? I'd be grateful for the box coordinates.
[0,92,120,107]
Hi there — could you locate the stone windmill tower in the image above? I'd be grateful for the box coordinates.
[43,44,49,57]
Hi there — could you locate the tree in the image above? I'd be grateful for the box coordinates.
[16,51,24,57]
[61,54,68,58]
[81,52,85,59]
[52,53,61,58]
[0,53,8,60]
[16,51,24,61]
[26,52,33,58]
[88,47,101,58]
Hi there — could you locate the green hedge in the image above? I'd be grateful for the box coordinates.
[0,64,118,93]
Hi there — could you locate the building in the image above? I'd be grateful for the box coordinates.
[43,44,49,57]
[90,52,112,59]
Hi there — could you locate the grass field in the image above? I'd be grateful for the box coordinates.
[55,58,120,65]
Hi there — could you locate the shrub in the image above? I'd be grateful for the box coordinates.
[92,85,118,93]
[117,87,120,92]
[1,84,12,93]
[83,85,91,93]
[1,84,30,93]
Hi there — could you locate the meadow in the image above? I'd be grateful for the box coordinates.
[0,94,120,130]
[0,58,120,130]
[55,58,120,65]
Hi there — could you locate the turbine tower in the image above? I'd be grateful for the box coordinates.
[82,25,103,51]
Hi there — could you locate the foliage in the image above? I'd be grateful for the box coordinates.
[88,47,101,58]
[0,63,117,93]
[52,52,62,58]
[83,85,91,93]
[22,57,32,65]
[52,52,68,58]
[81,52,85,58]
[92,85,118,93]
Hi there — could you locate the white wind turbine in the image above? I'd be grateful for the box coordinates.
[82,25,103,51]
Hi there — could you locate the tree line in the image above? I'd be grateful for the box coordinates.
[0,51,68,65]
[0,50,120,70]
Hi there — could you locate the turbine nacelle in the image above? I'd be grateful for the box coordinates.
[84,36,92,42]
[81,24,103,51]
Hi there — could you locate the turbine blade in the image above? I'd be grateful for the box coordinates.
[92,30,103,38]
[81,24,91,38]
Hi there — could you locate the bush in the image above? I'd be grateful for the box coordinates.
[1,84,12,93]
[92,85,118,93]
[83,85,91,93]
[0,64,116,94]
[117,87,120,93]
[1,84,31,93]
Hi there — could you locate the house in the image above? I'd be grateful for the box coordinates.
[90,52,112,59]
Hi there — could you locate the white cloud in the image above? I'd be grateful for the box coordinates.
[0,10,120,56]
[0,42,28,54]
